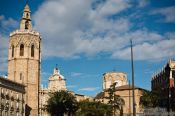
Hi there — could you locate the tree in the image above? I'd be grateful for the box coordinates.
[140,91,158,108]
[76,100,112,116]
[46,90,78,116]
[107,83,125,116]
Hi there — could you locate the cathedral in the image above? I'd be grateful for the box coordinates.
[0,2,41,116]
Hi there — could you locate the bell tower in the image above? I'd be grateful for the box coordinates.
[20,2,32,30]
[8,2,41,116]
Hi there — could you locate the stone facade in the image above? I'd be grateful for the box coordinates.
[7,3,41,116]
[96,85,145,115]
[151,59,175,111]
[103,72,128,90]
[48,67,67,91]
[96,72,145,115]
[39,67,67,116]
[0,76,25,116]
[39,67,94,116]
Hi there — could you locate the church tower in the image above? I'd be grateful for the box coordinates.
[48,66,67,91]
[8,2,41,116]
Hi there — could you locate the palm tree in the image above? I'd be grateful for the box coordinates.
[46,90,78,116]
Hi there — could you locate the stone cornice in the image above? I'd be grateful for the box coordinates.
[10,29,41,37]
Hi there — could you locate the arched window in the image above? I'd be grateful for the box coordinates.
[20,44,24,56]
[25,21,29,29]
[12,45,14,57]
[31,45,34,57]
[26,13,29,18]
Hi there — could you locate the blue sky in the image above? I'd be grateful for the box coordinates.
[0,0,175,96]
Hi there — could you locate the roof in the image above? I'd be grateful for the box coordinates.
[103,84,145,91]
[95,84,146,99]
[115,85,141,90]
[0,76,25,87]
[95,92,104,99]
[103,72,127,76]
[0,76,25,93]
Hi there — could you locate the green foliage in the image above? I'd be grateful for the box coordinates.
[106,84,125,115]
[76,100,112,116]
[46,90,78,116]
[140,91,159,108]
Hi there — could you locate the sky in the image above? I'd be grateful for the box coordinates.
[0,0,175,96]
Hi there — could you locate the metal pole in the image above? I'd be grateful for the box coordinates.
[129,80,131,115]
[130,40,136,116]
[113,82,116,116]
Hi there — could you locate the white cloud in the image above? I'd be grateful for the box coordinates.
[94,0,130,17]
[112,37,175,60]
[0,15,4,20]
[0,34,8,72]
[151,6,175,23]
[0,15,18,72]
[78,87,99,91]
[0,15,18,30]
[33,0,131,58]
[31,0,175,61]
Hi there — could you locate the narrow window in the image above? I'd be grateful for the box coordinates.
[26,13,29,18]
[12,45,14,57]
[31,45,34,57]
[25,21,29,29]
[20,73,22,80]
[20,44,24,56]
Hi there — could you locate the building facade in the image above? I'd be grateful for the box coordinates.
[96,72,145,115]
[96,85,144,115]
[39,67,93,116]
[151,59,175,111]
[39,67,67,116]
[0,77,25,116]
[48,67,67,92]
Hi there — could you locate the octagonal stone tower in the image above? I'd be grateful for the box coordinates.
[103,72,128,90]
[8,3,41,116]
